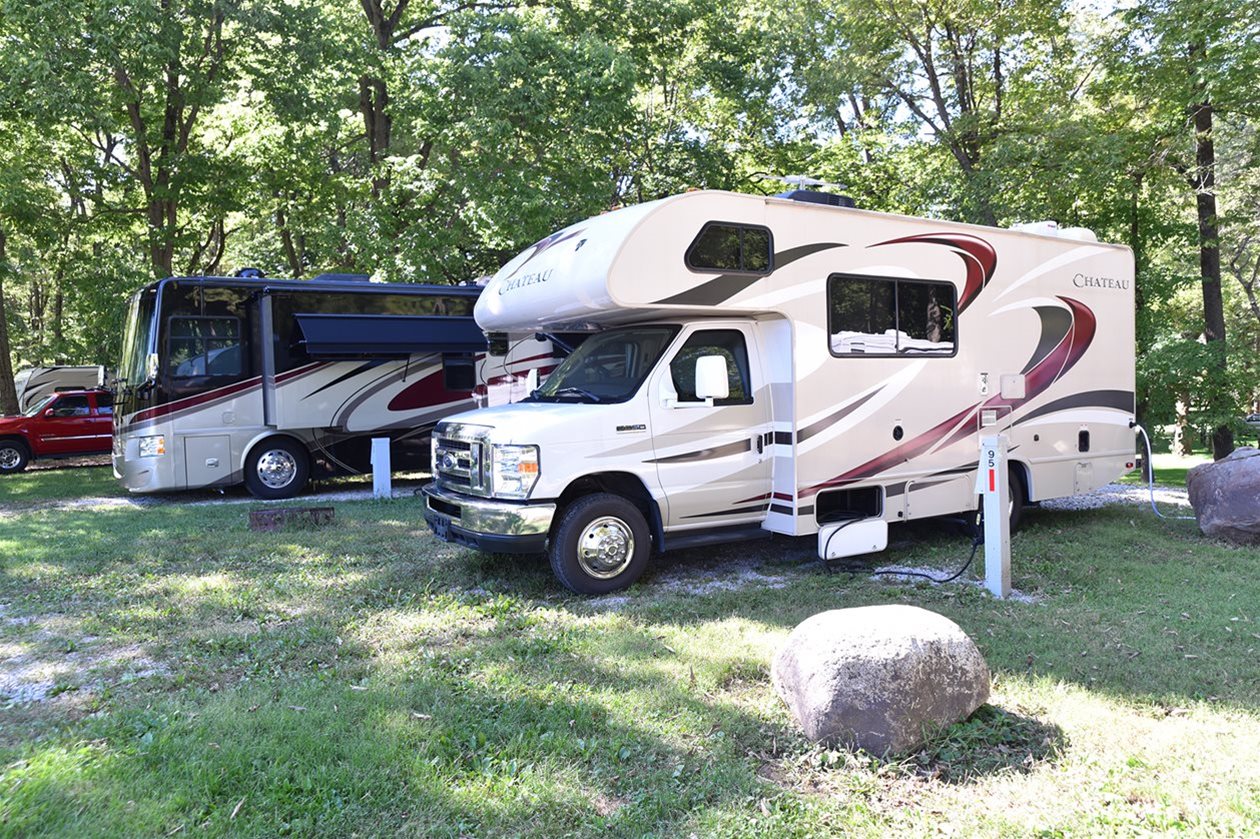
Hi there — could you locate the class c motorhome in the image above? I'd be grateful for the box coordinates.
[113,274,558,498]
[422,189,1136,593]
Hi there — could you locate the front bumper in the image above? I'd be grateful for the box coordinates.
[422,483,556,554]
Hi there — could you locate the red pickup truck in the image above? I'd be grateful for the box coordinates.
[0,389,114,474]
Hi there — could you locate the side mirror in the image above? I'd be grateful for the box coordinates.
[694,355,730,402]
[44,408,56,418]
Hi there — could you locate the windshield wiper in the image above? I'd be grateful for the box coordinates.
[547,386,602,403]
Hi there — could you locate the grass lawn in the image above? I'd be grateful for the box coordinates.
[1117,452,1214,489]
[1,471,1257,837]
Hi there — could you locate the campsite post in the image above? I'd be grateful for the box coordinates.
[978,435,1012,598]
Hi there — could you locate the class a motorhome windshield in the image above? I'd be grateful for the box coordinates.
[118,285,159,388]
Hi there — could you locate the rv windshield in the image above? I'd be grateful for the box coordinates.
[118,288,158,385]
[531,325,679,404]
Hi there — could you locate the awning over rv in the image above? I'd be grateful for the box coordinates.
[292,313,487,357]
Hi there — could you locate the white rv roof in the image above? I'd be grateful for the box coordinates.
[474,190,1126,332]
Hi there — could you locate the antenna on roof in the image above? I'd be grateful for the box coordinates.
[757,173,849,192]
[755,173,857,209]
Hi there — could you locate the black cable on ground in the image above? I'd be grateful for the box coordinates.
[820,519,984,584]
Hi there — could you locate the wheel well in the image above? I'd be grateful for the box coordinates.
[555,472,663,552]
[1009,460,1031,503]
[244,434,309,466]
[0,436,29,452]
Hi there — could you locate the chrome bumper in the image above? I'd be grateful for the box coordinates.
[422,483,556,554]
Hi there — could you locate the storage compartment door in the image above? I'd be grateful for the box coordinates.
[185,435,232,488]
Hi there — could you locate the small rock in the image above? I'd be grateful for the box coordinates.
[1186,447,1260,545]
[771,605,990,755]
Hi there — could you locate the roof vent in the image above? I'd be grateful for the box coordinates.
[310,272,372,282]
[776,189,857,208]
[234,267,264,279]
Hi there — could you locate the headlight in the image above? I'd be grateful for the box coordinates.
[138,435,166,457]
[491,444,539,499]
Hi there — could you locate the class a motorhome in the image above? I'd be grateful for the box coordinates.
[113,274,559,498]
[422,189,1136,593]
[14,366,106,413]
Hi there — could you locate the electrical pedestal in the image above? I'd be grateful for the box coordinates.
[371,437,392,499]
[977,434,1012,598]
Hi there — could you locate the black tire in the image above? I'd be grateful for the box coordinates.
[1007,468,1027,533]
[973,467,1027,534]
[549,493,651,594]
[0,439,30,474]
[244,437,310,499]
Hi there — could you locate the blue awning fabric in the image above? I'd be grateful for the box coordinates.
[293,313,486,357]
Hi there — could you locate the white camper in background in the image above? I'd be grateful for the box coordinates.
[14,366,106,413]
[422,189,1136,593]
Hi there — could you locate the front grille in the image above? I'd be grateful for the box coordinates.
[433,426,489,496]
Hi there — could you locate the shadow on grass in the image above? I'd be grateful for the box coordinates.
[2,606,786,837]
[908,704,1066,784]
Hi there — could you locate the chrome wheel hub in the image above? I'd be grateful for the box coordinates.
[576,516,634,579]
[257,449,298,489]
[0,447,19,469]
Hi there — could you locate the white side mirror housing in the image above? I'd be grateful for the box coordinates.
[694,355,730,402]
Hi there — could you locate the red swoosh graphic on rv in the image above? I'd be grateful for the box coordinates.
[126,363,328,427]
[799,297,1096,498]
[869,233,997,312]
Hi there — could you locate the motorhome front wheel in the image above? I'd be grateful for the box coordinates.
[245,437,310,500]
[549,493,651,594]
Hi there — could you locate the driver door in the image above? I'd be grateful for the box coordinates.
[646,324,773,529]
[37,394,99,455]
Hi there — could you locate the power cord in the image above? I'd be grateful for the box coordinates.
[1133,424,1196,521]
[819,517,985,584]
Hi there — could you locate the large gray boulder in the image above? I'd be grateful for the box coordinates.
[1187,447,1260,545]
[771,605,989,755]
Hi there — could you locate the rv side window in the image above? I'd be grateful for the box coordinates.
[443,354,477,392]
[827,274,955,357]
[670,329,753,406]
[168,317,244,380]
[685,223,774,275]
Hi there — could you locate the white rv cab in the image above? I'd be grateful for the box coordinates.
[422,189,1136,593]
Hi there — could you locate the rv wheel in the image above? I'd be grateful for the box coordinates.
[549,493,651,595]
[975,468,1026,534]
[244,437,310,499]
[0,440,30,474]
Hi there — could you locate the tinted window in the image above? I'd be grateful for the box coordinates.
[670,330,753,406]
[51,395,92,417]
[272,291,477,373]
[169,317,243,379]
[95,392,114,415]
[686,223,774,274]
[828,274,955,356]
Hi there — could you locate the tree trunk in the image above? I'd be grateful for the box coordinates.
[1190,97,1233,460]
[0,230,20,416]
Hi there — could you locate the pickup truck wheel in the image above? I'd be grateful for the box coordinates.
[244,438,309,499]
[549,493,650,594]
[0,440,29,474]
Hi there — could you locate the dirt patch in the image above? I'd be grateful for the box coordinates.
[1,605,170,706]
